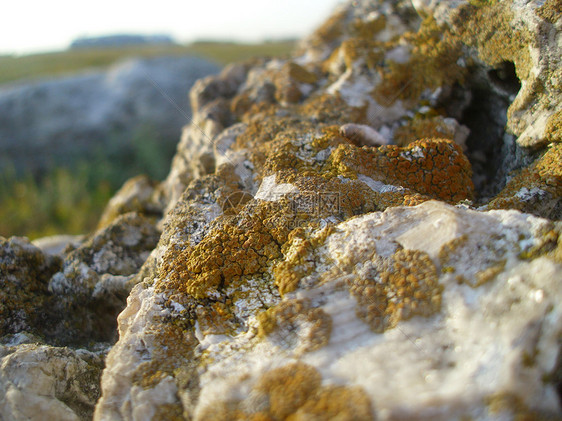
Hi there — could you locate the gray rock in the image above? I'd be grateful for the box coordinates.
[0,56,219,175]
[0,342,105,421]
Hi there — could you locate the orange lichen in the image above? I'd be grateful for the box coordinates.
[328,138,474,203]
[348,248,442,332]
[257,298,332,353]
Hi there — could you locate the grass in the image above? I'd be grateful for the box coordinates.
[0,40,296,239]
[0,124,175,239]
[0,40,296,85]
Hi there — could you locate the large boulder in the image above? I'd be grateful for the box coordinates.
[0,56,219,175]
[93,0,562,419]
[1,0,561,420]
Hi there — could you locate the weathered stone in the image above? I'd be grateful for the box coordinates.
[0,340,105,421]
[48,212,160,345]
[3,0,562,419]
[92,0,562,419]
[95,200,562,420]
[0,237,61,338]
[97,175,162,230]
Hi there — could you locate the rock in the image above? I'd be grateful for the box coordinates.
[95,200,562,420]
[92,0,562,419]
[0,339,105,421]
[48,212,161,345]
[0,237,61,338]
[2,0,562,420]
[32,235,85,256]
[0,56,219,176]
[96,175,162,230]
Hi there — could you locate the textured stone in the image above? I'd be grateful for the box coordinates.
[0,237,61,338]
[96,200,562,420]
[2,0,562,420]
[92,0,561,419]
[48,212,160,345]
[0,339,104,421]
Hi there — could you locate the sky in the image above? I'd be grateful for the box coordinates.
[0,0,344,55]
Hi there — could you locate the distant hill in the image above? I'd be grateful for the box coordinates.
[70,34,175,49]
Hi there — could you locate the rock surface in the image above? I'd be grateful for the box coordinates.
[0,56,219,175]
[1,0,561,420]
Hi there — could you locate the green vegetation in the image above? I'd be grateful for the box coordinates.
[0,124,174,239]
[0,40,296,240]
[0,40,295,85]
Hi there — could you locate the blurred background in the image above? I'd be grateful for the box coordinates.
[0,0,342,239]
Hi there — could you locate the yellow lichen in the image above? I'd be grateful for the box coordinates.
[485,392,553,420]
[374,16,466,104]
[303,9,347,50]
[152,403,184,421]
[324,38,385,74]
[273,62,318,104]
[132,323,198,390]
[274,225,337,295]
[287,385,374,421]
[348,248,442,332]
[351,13,387,40]
[160,215,281,299]
[201,362,375,420]
[536,0,562,23]
[545,110,562,144]
[252,362,323,420]
[257,298,332,353]
[393,114,460,147]
[487,143,562,218]
[451,1,533,80]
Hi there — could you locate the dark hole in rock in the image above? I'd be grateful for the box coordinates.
[487,61,521,96]
[454,61,532,203]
